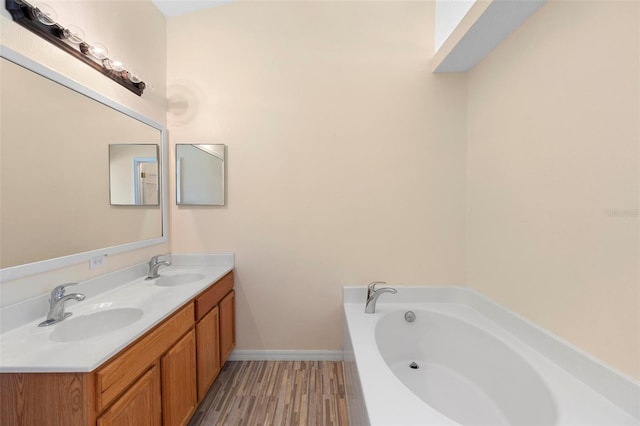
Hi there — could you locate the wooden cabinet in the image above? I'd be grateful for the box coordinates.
[219,290,236,365]
[0,270,234,426]
[95,304,194,412]
[195,272,233,321]
[0,373,96,426]
[196,306,220,400]
[161,330,197,426]
[194,271,235,399]
[97,365,161,426]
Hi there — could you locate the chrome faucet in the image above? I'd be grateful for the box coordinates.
[146,254,171,280]
[365,281,397,314]
[38,283,86,327]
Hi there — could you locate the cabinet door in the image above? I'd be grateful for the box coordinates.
[97,364,161,426]
[161,329,197,426]
[219,290,236,365]
[96,303,194,412]
[196,305,220,400]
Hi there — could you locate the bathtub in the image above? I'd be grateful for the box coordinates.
[342,286,640,426]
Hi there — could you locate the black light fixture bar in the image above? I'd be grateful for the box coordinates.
[5,0,145,96]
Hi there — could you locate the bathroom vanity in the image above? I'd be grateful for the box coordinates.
[0,257,235,426]
[0,48,237,426]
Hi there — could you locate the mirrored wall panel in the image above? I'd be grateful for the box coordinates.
[176,144,225,206]
[109,144,160,205]
[0,55,164,272]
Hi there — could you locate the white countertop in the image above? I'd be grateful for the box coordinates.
[0,254,234,373]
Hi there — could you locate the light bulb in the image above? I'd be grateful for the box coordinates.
[88,43,109,60]
[110,58,124,72]
[61,25,85,44]
[126,70,142,84]
[103,57,124,72]
[33,3,57,26]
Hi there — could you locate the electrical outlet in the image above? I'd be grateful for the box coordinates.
[90,255,106,269]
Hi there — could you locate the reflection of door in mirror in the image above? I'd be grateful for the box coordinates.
[176,144,225,206]
[134,159,159,205]
[109,144,160,206]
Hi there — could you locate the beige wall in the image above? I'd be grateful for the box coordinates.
[0,0,168,305]
[466,0,639,379]
[167,1,467,351]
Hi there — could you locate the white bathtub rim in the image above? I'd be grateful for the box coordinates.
[344,302,639,425]
[343,285,640,423]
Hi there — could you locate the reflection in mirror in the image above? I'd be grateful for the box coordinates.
[176,144,225,206]
[0,49,166,281]
[109,144,160,205]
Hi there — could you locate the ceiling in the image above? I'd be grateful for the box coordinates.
[151,0,233,17]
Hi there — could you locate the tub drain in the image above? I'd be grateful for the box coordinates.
[409,362,419,369]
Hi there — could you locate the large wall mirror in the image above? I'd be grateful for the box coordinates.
[0,47,167,282]
[176,144,225,206]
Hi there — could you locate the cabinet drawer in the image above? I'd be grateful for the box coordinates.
[96,303,195,412]
[195,271,234,321]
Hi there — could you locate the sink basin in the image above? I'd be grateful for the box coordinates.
[50,307,143,342]
[155,273,205,287]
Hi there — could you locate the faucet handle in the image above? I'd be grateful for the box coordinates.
[51,282,78,299]
[150,254,171,264]
[367,281,386,297]
[368,281,386,290]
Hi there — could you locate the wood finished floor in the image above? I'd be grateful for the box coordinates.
[189,361,349,426]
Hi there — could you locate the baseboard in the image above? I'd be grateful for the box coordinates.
[228,349,344,361]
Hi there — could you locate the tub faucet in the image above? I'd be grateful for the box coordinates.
[146,254,171,279]
[38,283,86,327]
[365,281,397,314]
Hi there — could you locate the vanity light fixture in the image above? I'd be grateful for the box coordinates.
[5,0,146,96]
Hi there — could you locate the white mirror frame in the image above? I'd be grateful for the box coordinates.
[0,46,168,283]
